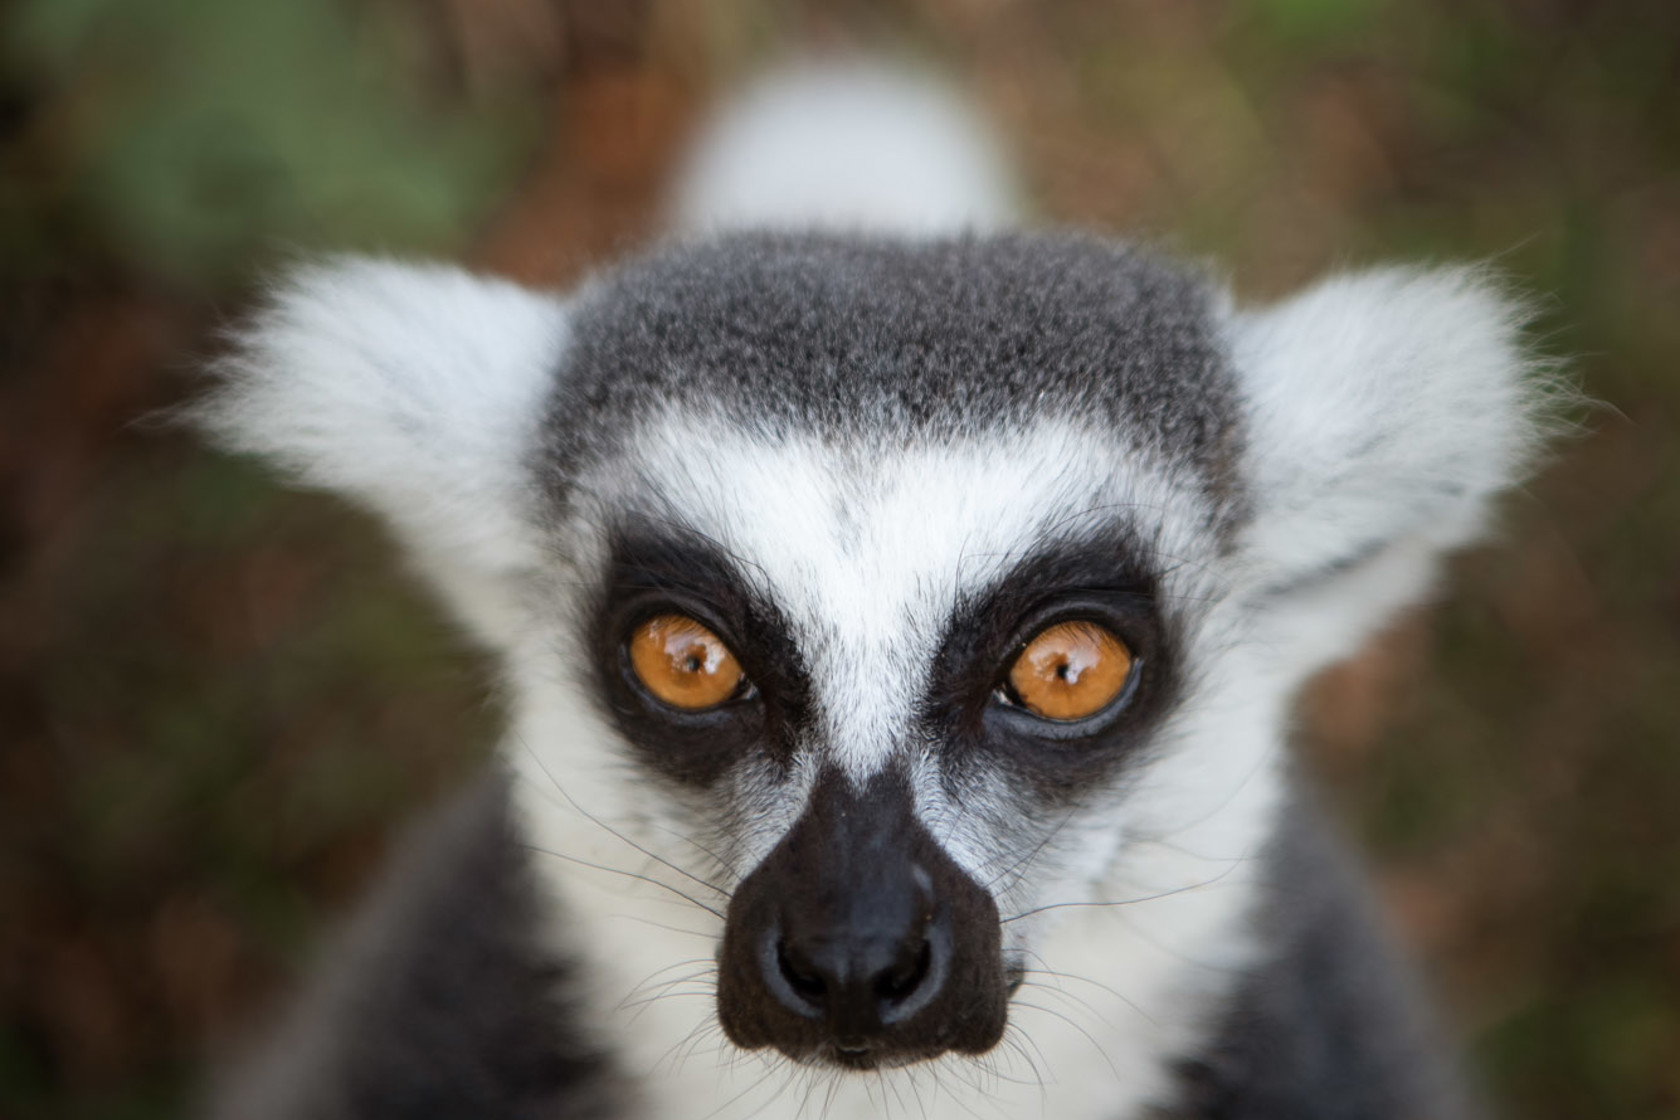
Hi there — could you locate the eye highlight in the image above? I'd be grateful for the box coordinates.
[1005,620,1134,722]
[628,614,746,711]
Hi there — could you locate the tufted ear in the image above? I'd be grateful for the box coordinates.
[195,257,568,641]
[1227,266,1560,671]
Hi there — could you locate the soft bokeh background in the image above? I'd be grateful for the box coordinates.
[3,1,1677,1117]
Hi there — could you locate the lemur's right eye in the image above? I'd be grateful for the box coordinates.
[628,614,746,711]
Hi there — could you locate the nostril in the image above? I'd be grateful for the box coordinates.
[874,938,932,1003]
[776,939,827,1003]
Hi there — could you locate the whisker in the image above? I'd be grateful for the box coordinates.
[702,1055,785,1120]
[1017,950,1156,1027]
[999,1031,1048,1098]
[645,819,747,889]
[1003,1024,1054,1105]
[519,842,727,920]
[620,971,718,1016]
[619,958,717,1006]
[1012,999,1120,1079]
[736,1056,802,1120]
[614,913,720,940]
[983,804,1080,895]
[816,1067,840,1120]
[999,860,1243,925]
[907,1067,934,1114]
[1016,969,1119,1031]
[514,737,730,900]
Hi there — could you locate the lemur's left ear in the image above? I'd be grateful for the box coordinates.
[1227,266,1561,667]
[196,258,567,638]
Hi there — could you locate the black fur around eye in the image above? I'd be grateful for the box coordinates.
[921,534,1178,798]
[588,530,811,786]
[981,603,1154,743]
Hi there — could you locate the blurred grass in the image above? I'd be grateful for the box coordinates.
[2,1,1677,1118]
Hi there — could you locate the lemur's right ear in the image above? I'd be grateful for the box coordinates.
[195,258,567,637]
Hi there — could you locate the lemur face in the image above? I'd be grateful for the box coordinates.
[533,236,1240,1068]
[571,428,1215,1068]
[199,229,1542,1092]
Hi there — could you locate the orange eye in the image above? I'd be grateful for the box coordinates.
[628,614,745,711]
[1006,621,1134,722]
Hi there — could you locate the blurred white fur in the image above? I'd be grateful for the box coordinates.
[195,258,567,645]
[1225,266,1556,675]
[671,61,1018,235]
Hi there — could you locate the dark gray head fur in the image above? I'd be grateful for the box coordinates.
[544,232,1245,521]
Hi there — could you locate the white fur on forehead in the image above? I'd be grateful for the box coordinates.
[1226,265,1554,667]
[196,257,568,633]
[577,413,1225,786]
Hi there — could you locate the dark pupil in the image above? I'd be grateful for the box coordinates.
[683,650,704,674]
[1054,658,1072,682]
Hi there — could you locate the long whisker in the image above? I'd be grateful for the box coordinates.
[645,819,747,889]
[983,804,1080,894]
[514,737,730,900]
[1010,999,1120,1080]
[998,1031,1048,1096]
[614,913,720,940]
[701,1054,787,1120]
[620,967,718,1011]
[1016,949,1156,1027]
[1015,969,1120,1031]
[519,842,726,920]
[999,859,1242,925]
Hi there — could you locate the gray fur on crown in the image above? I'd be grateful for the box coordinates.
[543,232,1247,525]
[1157,788,1481,1120]
[201,775,626,1120]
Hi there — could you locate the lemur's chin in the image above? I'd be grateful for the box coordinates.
[716,767,1010,1067]
[790,1039,968,1072]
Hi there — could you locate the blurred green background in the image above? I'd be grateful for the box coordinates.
[2,1,1676,1117]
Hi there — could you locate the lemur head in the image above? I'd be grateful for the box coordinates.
[195,70,1549,1084]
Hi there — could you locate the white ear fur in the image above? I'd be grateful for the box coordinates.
[196,257,567,640]
[1229,266,1556,669]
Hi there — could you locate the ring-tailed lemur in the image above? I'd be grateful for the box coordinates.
[196,64,1554,1120]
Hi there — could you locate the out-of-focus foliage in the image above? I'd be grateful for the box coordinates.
[2,1,1677,1118]
[3,0,537,284]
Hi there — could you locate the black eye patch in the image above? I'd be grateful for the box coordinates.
[920,529,1181,802]
[586,524,812,788]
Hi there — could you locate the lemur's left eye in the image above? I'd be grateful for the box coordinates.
[1004,621,1134,722]
[628,614,746,710]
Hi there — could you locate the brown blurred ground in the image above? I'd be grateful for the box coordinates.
[2,1,1677,1117]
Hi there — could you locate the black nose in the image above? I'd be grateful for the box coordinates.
[766,896,948,1049]
[718,768,1007,1066]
